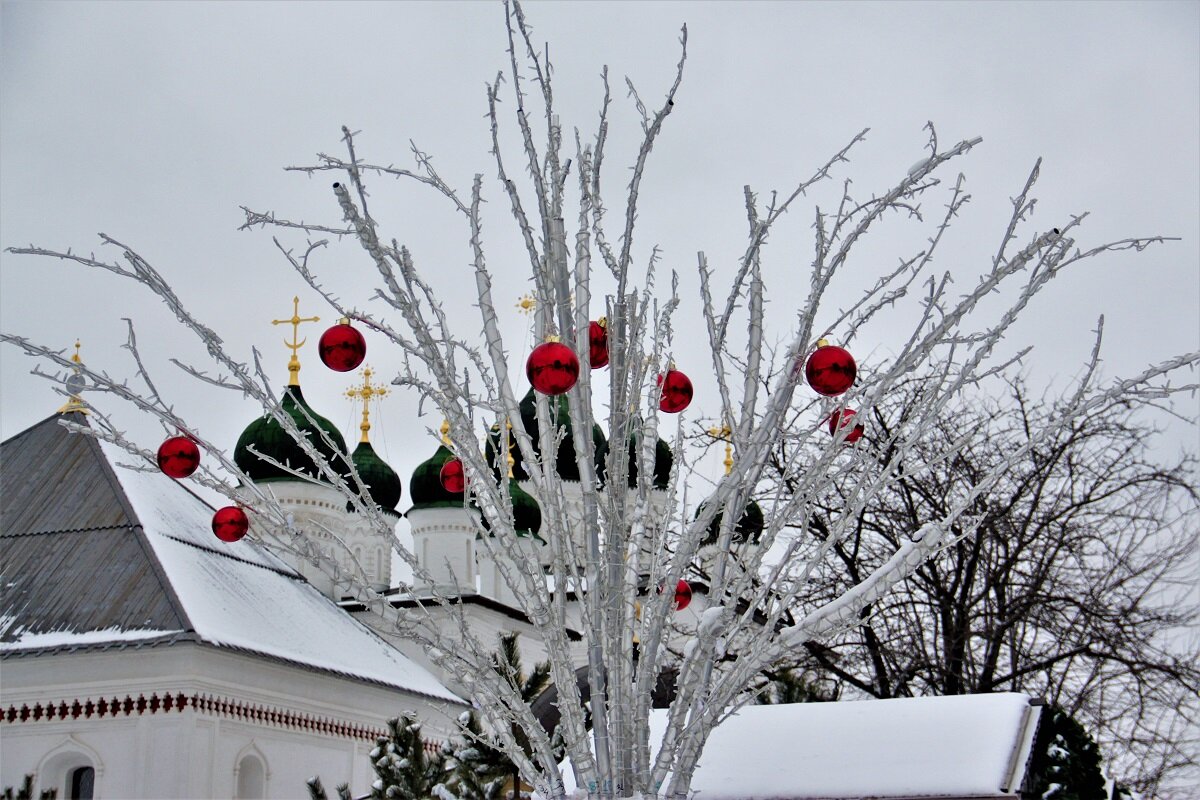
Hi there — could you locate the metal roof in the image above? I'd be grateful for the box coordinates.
[0,412,462,703]
[1,412,193,641]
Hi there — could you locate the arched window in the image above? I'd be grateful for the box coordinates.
[68,766,94,800]
[235,754,265,800]
[39,739,101,800]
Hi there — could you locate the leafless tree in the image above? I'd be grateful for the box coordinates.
[760,374,1199,794]
[3,2,1196,797]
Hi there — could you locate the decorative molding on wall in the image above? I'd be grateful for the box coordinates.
[2,691,386,742]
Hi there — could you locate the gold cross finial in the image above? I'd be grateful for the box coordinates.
[58,340,89,415]
[271,296,320,387]
[708,422,734,476]
[504,418,516,477]
[440,419,452,446]
[346,366,387,443]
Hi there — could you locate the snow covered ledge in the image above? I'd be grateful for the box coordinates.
[558,693,1044,799]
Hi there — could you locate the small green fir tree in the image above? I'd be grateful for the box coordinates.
[1,775,56,800]
[1027,705,1108,800]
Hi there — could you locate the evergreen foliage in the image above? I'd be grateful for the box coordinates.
[307,634,555,799]
[306,775,351,800]
[447,711,511,800]
[1027,705,1108,800]
[368,716,451,800]
[0,775,55,800]
[451,633,556,799]
[755,668,837,705]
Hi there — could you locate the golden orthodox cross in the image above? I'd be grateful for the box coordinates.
[271,296,320,386]
[346,366,388,443]
[708,423,734,476]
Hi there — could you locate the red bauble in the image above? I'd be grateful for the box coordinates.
[828,408,865,444]
[805,344,857,396]
[318,323,367,372]
[657,369,693,414]
[157,435,200,479]
[526,341,580,395]
[673,579,693,611]
[439,458,466,494]
[589,320,609,369]
[212,506,249,543]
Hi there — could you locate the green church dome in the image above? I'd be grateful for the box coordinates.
[508,479,542,538]
[409,444,467,511]
[234,386,352,485]
[698,496,765,546]
[350,441,402,513]
[478,479,543,540]
[626,429,674,490]
[486,389,609,483]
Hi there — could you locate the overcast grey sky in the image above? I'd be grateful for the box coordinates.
[2,1,1197,493]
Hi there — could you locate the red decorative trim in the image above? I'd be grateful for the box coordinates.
[2,691,386,742]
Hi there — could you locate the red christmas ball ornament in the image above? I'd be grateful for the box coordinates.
[318,320,367,372]
[157,435,200,479]
[526,340,580,395]
[673,579,693,611]
[657,368,693,414]
[439,458,466,494]
[828,408,865,444]
[212,506,249,543]
[589,319,609,369]
[805,342,857,396]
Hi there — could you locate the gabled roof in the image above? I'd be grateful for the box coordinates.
[1,413,461,705]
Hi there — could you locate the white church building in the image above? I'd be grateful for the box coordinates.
[2,332,1050,799]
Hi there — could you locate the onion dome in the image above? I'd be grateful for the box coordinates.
[475,479,547,542]
[486,389,609,483]
[698,496,765,546]
[508,480,543,538]
[234,386,352,485]
[626,429,674,490]
[344,366,400,513]
[351,441,402,513]
[477,480,544,541]
[410,444,467,511]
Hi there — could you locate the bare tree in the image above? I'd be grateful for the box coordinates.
[758,374,1199,794]
[3,2,1196,797]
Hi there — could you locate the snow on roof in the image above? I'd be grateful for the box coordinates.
[98,441,462,704]
[1,624,182,651]
[565,693,1041,799]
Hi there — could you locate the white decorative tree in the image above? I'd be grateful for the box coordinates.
[3,3,1195,797]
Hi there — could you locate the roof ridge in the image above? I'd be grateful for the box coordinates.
[149,528,302,580]
[0,411,85,448]
[86,434,198,636]
[4,524,138,538]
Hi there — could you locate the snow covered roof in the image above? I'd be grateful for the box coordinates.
[645,693,1043,799]
[1,414,461,704]
[559,693,1043,799]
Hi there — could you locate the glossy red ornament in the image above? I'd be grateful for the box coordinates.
[805,344,857,396]
[526,341,580,395]
[589,320,609,369]
[318,322,367,372]
[657,369,693,414]
[439,458,466,494]
[673,579,693,611]
[157,435,200,479]
[212,506,249,543]
[828,408,865,444]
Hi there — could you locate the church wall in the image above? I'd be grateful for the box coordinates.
[1,642,464,798]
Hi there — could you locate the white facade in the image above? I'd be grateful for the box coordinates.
[2,643,459,799]
[245,480,399,595]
